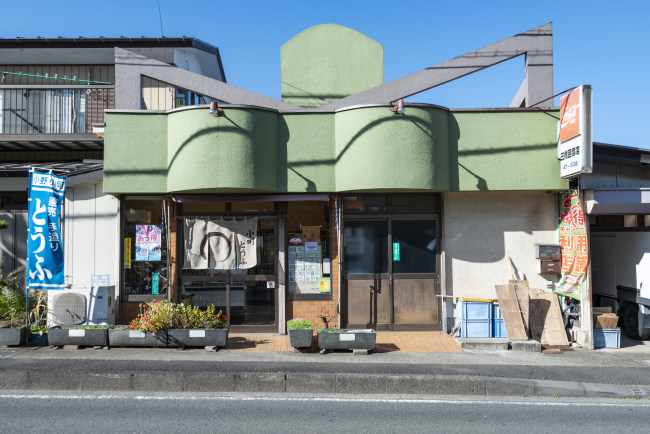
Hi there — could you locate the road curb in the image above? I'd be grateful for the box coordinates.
[1,370,646,397]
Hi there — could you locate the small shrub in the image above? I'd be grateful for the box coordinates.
[128,301,227,332]
[287,319,313,330]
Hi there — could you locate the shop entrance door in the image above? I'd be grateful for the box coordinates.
[343,218,439,330]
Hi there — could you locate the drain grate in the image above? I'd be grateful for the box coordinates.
[629,385,650,396]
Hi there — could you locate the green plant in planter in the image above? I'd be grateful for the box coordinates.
[31,324,47,335]
[128,300,227,332]
[287,319,313,330]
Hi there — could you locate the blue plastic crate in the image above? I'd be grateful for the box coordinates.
[457,300,492,321]
[492,304,507,338]
[461,319,493,338]
[594,328,620,349]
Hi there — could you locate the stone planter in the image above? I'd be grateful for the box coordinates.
[288,329,313,348]
[0,326,26,346]
[318,329,376,351]
[47,327,108,347]
[108,329,168,347]
[167,328,228,348]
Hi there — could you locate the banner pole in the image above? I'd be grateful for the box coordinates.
[26,168,33,326]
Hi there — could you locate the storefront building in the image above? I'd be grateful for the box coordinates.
[103,24,566,333]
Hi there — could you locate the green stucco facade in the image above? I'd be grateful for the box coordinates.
[103,105,566,194]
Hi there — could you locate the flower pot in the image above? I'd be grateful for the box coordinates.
[47,328,108,347]
[108,329,168,347]
[31,331,49,346]
[318,329,376,351]
[288,329,313,348]
[0,326,26,346]
[167,328,229,348]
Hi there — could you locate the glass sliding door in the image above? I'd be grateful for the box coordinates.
[343,210,440,330]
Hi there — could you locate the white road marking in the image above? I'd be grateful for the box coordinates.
[0,394,647,407]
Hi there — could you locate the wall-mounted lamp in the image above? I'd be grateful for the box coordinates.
[209,101,224,117]
[392,99,406,115]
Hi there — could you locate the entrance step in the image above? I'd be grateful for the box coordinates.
[455,338,509,351]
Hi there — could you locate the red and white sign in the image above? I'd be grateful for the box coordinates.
[559,88,581,143]
[558,85,593,178]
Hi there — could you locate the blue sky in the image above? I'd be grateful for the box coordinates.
[2,1,648,148]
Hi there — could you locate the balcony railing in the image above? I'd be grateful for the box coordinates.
[0,86,114,135]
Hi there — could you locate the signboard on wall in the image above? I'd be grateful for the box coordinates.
[558,85,593,178]
[555,190,588,300]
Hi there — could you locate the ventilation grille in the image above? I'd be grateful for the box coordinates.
[52,293,87,325]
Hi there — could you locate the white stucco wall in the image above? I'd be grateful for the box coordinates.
[443,191,559,301]
[64,181,119,287]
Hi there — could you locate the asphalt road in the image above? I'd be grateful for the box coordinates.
[1,392,648,433]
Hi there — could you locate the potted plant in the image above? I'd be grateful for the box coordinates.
[47,325,109,347]
[30,324,49,346]
[287,319,313,349]
[108,300,172,347]
[167,304,228,348]
[0,289,27,346]
[0,264,28,346]
[28,289,48,346]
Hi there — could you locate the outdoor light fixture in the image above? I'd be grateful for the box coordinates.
[392,99,405,114]
[209,101,224,117]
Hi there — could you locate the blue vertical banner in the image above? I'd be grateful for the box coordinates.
[27,169,66,290]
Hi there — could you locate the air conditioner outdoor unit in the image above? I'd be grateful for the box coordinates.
[47,286,116,327]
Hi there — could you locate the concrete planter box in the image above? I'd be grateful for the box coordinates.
[288,329,313,348]
[108,329,168,347]
[0,326,26,346]
[167,329,228,348]
[318,329,376,351]
[47,328,108,347]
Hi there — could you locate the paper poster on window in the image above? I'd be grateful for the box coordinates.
[555,190,588,300]
[135,225,162,261]
[124,238,132,269]
[302,226,320,243]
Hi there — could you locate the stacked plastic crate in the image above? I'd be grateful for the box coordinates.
[456,298,493,338]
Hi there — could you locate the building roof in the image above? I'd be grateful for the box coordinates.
[594,142,650,164]
[0,36,220,55]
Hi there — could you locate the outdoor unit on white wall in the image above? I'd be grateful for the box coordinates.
[47,286,116,327]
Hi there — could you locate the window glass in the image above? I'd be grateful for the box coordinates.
[287,201,330,294]
[343,196,387,213]
[231,201,274,213]
[123,199,168,295]
[182,202,226,214]
[344,220,388,274]
[391,195,437,212]
[392,220,437,273]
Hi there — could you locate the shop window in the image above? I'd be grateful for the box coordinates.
[343,220,388,274]
[231,201,275,213]
[123,198,168,296]
[182,202,226,214]
[1,192,28,210]
[391,195,438,212]
[392,220,437,273]
[287,201,331,295]
[343,196,387,212]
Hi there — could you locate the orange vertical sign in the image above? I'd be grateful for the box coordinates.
[559,88,581,143]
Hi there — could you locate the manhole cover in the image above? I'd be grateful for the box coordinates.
[629,385,650,396]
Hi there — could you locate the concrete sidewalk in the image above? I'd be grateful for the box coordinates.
[1,334,650,398]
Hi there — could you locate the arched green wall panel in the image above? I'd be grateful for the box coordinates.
[334,107,450,191]
[166,108,278,193]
